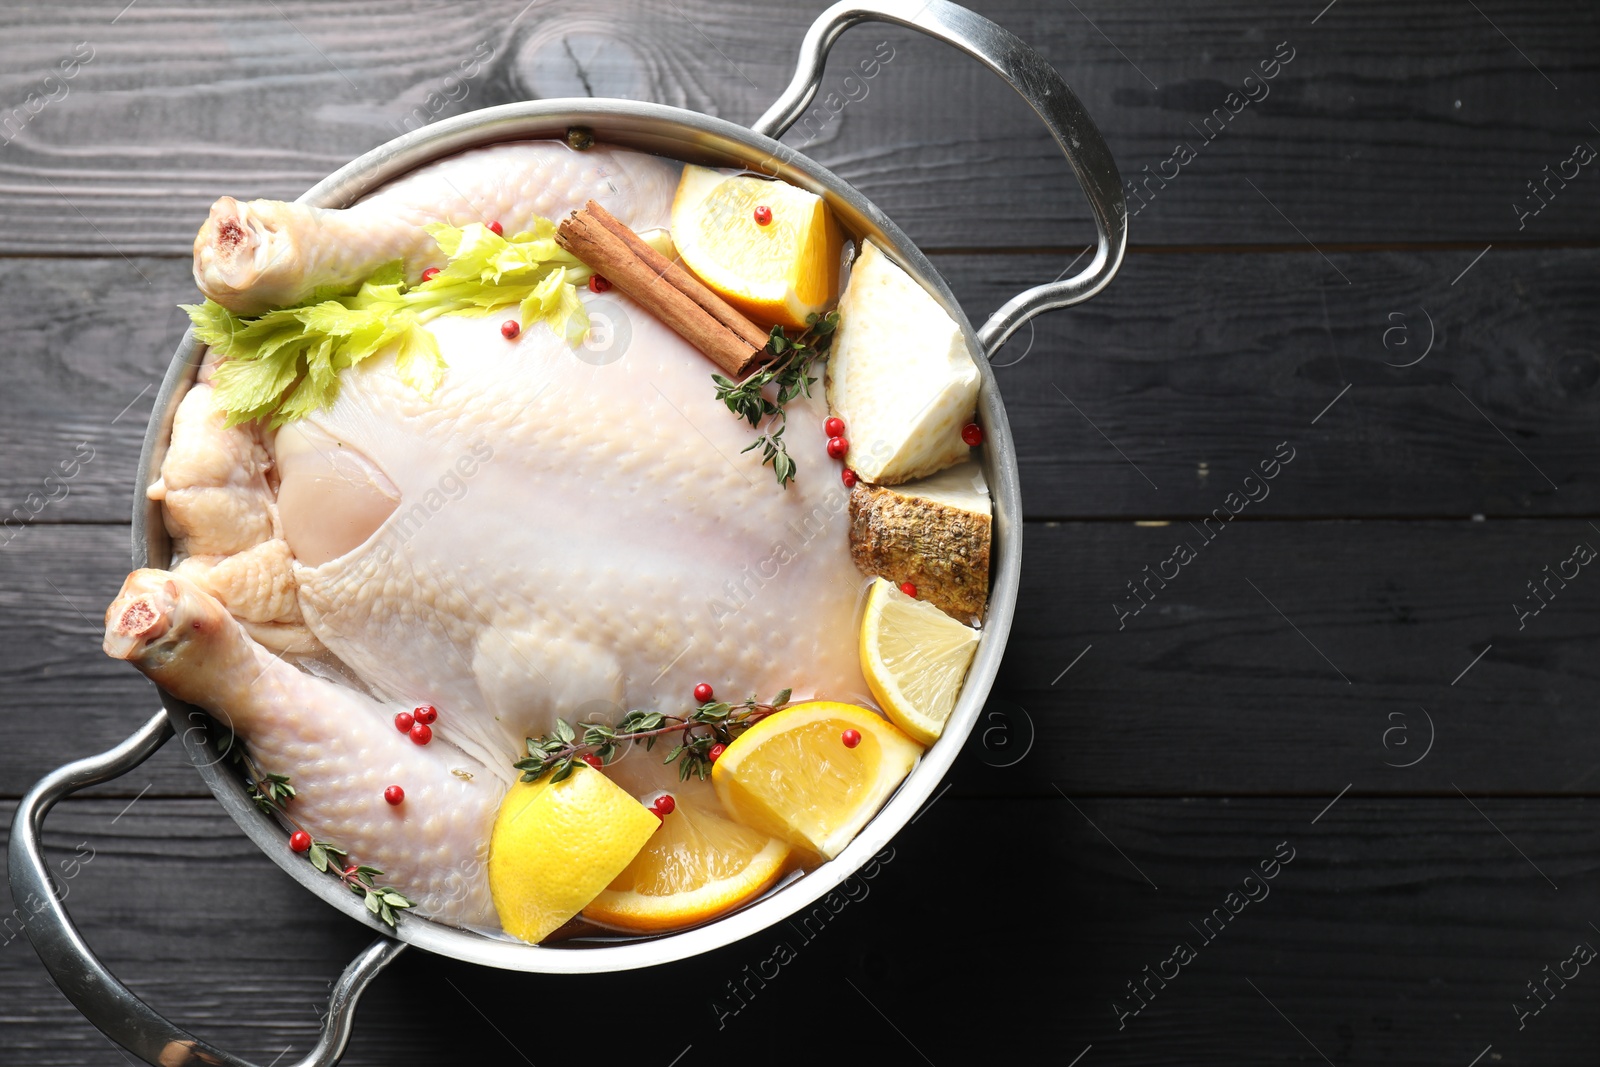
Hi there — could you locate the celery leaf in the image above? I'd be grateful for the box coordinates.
[187,219,591,427]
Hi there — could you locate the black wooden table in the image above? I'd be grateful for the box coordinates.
[2,2,1597,1064]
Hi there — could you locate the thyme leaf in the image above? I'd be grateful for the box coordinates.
[712,312,840,488]
[516,690,796,784]
[229,736,413,928]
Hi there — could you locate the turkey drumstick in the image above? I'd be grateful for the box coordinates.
[193,141,680,316]
[105,569,502,929]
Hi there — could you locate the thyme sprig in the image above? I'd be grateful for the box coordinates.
[516,689,794,784]
[713,312,840,488]
[223,729,415,927]
[249,770,296,814]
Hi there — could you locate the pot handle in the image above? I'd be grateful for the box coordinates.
[7,710,406,1067]
[754,0,1127,356]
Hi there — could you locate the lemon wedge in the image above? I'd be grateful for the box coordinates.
[670,165,842,329]
[711,701,921,859]
[584,782,790,933]
[859,577,980,745]
[487,766,659,943]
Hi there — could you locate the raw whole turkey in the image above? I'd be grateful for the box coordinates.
[103,140,871,932]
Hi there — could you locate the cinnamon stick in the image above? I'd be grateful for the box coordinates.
[581,200,771,352]
[556,205,764,377]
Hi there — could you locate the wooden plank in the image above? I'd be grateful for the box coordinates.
[949,246,1600,519]
[3,247,1597,525]
[0,0,1595,252]
[6,518,1600,799]
[0,257,187,526]
[986,518,1600,797]
[0,524,193,796]
[0,796,1595,1064]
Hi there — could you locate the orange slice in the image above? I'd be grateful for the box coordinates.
[584,787,789,932]
[711,701,921,859]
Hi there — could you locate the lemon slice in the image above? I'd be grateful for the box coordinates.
[487,766,659,943]
[584,785,790,933]
[859,577,980,745]
[670,165,842,329]
[711,701,922,859]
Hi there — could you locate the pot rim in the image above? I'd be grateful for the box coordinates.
[136,97,1022,973]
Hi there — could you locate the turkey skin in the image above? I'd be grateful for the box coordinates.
[106,142,869,932]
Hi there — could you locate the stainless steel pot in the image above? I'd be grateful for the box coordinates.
[8,3,1124,1064]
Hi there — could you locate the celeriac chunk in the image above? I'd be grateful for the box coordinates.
[826,240,978,484]
[848,460,991,622]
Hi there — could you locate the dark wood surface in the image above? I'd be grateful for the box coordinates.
[2,1,1598,1064]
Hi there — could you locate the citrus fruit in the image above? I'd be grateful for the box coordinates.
[670,165,842,329]
[487,766,659,943]
[859,577,980,744]
[711,701,921,859]
[584,783,790,932]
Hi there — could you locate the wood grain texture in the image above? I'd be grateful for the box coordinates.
[0,1,1596,1062]
[7,519,1598,799]
[3,247,1597,525]
[986,519,1600,796]
[0,0,1596,253]
[0,525,177,796]
[1,796,1595,1066]
[0,257,187,526]
[951,246,1600,519]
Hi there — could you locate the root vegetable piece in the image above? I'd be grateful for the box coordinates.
[826,240,979,485]
[847,460,991,622]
